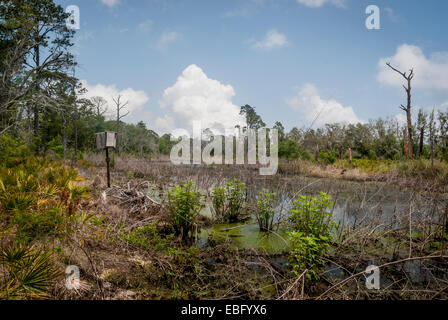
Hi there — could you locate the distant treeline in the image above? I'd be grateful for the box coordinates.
[0,1,447,162]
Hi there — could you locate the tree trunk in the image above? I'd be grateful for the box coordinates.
[419,126,424,157]
[386,63,414,160]
[42,107,47,152]
[62,111,67,160]
[74,107,78,157]
[403,128,408,159]
[406,110,413,159]
[116,118,121,154]
[430,131,434,168]
[33,41,40,154]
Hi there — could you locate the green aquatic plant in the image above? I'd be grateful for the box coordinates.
[255,189,277,232]
[287,192,335,280]
[211,179,246,223]
[167,181,202,241]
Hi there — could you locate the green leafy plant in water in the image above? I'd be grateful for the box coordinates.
[211,179,246,223]
[211,187,226,222]
[287,192,335,280]
[167,181,202,241]
[255,189,277,232]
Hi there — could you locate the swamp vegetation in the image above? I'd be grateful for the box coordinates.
[1,145,447,300]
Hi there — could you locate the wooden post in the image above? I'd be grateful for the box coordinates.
[105,147,111,188]
[315,145,319,163]
[348,147,352,166]
[96,132,116,188]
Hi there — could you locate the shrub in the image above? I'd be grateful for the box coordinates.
[287,192,335,280]
[255,189,277,232]
[0,157,88,243]
[124,222,164,250]
[0,244,61,299]
[211,179,246,223]
[318,151,337,165]
[0,134,30,168]
[301,151,312,161]
[211,187,226,222]
[167,181,202,241]
[10,209,64,244]
[47,137,63,157]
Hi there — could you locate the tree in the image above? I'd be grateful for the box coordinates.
[91,96,108,117]
[416,109,427,158]
[386,62,415,159]
[0,0,76,153]
[273,121,285,140]
[239,105,265,131]
[113,95,129,154]
[439,110,448,162]
[429,109,436,167]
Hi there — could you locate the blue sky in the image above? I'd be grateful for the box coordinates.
[56,0,448,134]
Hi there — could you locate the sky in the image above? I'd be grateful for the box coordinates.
[55,0,448,134]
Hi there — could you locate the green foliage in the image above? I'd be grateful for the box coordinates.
[279,140,300,160]
[10,209,64,244]
[211,186,226,222]
[0,134,31,168]
[167,181,202,241]
[318,150,337,165]
[288,231,331,280]
[239,105,265,130]
[158,134,178,155]
[0,157,87,243]
[287,192,335,280]
[46,137,63,157]
[301,151,312,161]
[0,244,61,299]
[255,189,277,232]
[124,222,164,250]
[211,179,246,223]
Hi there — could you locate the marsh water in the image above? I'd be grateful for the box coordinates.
[194,176,447,284]
[144,174,447,283]
[198,176,441,252]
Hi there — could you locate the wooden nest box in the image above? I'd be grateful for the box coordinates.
[95,131,117,149]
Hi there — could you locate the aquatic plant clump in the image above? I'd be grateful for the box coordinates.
[287,192,336,280]
[255,189,277,232]
[211,179,247,223]
[167,181,202,241]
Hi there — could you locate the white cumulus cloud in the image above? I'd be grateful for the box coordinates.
[296,0,345,8]
[101,0,120,8]
[79,80,150,124]
[155,64,245,134]
[252,29,288,51]
[377,44,448,91]
[287,84,362,127]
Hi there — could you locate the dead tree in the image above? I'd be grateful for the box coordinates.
[386,62,415,159]
[91,96,108,117]
[113,95,129,154]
